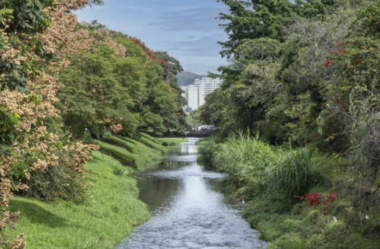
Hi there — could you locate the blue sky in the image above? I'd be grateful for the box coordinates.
[76,0,230,75]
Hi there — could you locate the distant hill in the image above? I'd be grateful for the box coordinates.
[177,71,205,86]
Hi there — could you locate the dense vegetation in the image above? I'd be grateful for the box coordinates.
[199,0,380,248]
[0,0,187,248]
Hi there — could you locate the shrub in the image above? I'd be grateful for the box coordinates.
[25,165,87,204]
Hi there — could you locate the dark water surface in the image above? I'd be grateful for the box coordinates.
[116,138,267,249]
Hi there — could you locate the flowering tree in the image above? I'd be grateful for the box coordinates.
[0,1,101,247]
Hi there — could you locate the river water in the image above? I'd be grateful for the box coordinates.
[116,138,267,249]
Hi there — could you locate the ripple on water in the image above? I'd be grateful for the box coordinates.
[140,165,227,179]
[164,155,199,162]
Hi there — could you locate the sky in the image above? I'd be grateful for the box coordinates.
[75,0,230,75]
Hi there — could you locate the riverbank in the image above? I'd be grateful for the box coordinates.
[198,135,380,249]
[7,134,186,249]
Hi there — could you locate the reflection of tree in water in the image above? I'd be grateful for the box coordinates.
[137,177,183,212]
[159,160,193,170]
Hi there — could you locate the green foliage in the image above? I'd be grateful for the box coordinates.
[58,45,138,137]
[207,0,356,148]
[0,0,51,35]
[217,0,294,57]
[58,24,187,137]
[199,0,380,247]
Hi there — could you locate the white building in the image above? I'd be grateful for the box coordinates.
[182,77,222,113]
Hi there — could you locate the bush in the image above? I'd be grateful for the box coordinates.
[25,166,87,203]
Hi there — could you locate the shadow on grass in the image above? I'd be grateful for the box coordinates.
[9,200,69,228]
[90,153,107,163]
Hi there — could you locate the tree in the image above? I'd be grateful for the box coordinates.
[217,0,294,58]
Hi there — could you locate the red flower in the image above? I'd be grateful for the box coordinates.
[325,59,332,67]
[54,191,58,195]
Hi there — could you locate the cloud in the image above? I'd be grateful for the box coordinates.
[76,0,230,75]
[162,34,227,56]
[148,7,226,32]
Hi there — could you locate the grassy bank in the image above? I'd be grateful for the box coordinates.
[98,134,186,170]
[156,137,187,146]
[7,134,186,248]
[98,135,163,170]
[7,151,149,249]
[199,135,380,249]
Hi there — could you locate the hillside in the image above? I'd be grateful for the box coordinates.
[177,71,204,86]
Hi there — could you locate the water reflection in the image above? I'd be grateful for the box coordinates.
[116,138,267,249]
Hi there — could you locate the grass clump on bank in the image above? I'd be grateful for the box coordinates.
[7,151,150,249]
[207,133,318,201]
[200,133,380,249]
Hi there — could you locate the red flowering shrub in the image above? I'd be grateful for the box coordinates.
[304,193,323,206]
[302,192,339,214]
[325,59,332,67]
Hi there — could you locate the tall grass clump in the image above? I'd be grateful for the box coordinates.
[267,148,319,201]
[209,132,319,201]
[213,133,277,192]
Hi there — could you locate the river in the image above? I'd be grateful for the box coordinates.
[116,138,267,249]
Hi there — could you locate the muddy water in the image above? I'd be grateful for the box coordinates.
[116,138,267,249]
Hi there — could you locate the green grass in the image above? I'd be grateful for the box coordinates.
[156,137,187,146]
[98,135,164,170]
[195,137,214,146]
[137,133,167,154]
[7,151,150,249]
